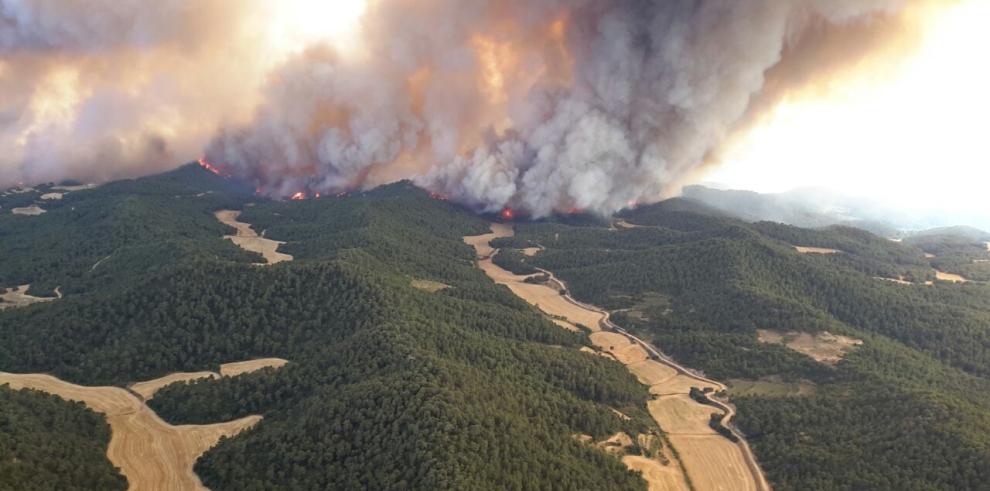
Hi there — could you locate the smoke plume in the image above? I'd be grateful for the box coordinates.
[3,0,926,216]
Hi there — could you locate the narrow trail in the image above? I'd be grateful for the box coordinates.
[0,358,288,491]
[465,223,770,491]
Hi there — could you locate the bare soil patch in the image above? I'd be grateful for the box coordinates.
[219,358,288,377]
[40,192,63,200]
[924,252,936,258]
[935,271,968,283]
[0,285,57,310]
[411,279,450,293]
[0,372,260,491]
[794,246,841,254]
[520,247,542,257]
[757,329,862,365]
[215,210,292,265]
[11,205,45,215]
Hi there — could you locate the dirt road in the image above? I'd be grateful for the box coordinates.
[465,224,770,491]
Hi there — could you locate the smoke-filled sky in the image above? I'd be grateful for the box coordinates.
[1,0,982,217]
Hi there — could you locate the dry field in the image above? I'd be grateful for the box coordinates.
[669,434,758,491]
[0,372,260,491]
[219,358,288,377]
[758,329,862,365]
[935,270,968,283]
[41,192,63,200]
[466,225,766,491]
[0,285,57,310]
[520,247,542,257]
[411,279,450,292]
[794,246,841,254]
[11,205,46,215]
[622,455,691,491]
[650,375,720,396]
[130,372,220,400]
[215,210,292,265]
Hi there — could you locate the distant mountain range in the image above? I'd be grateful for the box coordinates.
[682,185,990,237]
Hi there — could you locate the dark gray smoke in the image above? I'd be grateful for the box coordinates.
[3,0,921,216]
[207,0,906,216]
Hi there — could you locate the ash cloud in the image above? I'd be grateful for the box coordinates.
[3,0,922,216]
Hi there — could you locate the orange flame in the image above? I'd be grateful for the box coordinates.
[197,158,226,177]
[500,207,515,220]
[290,191,306,200]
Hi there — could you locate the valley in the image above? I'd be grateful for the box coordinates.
[465,224,768,491]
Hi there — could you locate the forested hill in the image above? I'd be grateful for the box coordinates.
[0,165,655,489]
[493,200,990,490]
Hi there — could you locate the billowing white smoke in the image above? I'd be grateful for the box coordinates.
[3,0,909,216]
[207,0,903,216]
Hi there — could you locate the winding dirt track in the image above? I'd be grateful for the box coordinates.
[465,224,770,491]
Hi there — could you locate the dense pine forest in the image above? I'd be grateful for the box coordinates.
[3,164,990,489]
[0,386,126,491]
[0,166,653,490]
[495,199,990,490]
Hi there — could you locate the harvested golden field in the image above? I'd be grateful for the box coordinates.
[0,372,260,491]
[669,434,758,491]
[589,331,649,364]
[758,329,862,365]
[410,279,450,292]
[623,455,691,491]
[219,358,288,377]
[794,246,841,254]
[0,285,57,310]
[647,395,719,435]
[627,360,677,386]
[215,210,292,265]
[649,374,720,396]
[130,371,219,400]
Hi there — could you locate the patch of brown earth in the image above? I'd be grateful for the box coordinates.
[935,271,968,283]
[757,329,862,365]
[794,246,841,254]
[649,375,720,396]
[0,285,57,310]
[215,210,292,265]
[11,205,45,215]
[520,247,542,257]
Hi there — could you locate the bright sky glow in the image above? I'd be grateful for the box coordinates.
[706,0,990,214]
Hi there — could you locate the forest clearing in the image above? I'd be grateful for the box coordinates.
[215,210,292,265]
[757,329,862,365]
[0,285,58,310]
[794,246,841,254]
